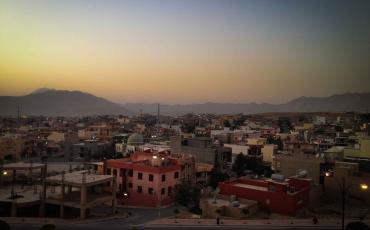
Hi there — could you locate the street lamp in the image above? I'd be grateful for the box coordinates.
[325,172,368,230]
[360,184,368,191]
[2,171,7,176]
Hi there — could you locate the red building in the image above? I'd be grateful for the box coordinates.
[104,151,182,207]
[218,177,311,215]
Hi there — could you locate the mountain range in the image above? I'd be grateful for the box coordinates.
[0,89,369,116]
[0,89,130,116]
[123,93,370,115]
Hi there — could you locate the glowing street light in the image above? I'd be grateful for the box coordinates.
[324,171,369,230]
[2,171,7,176]
[360,184,368,191]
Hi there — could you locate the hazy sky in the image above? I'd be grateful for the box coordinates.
[0,0,369,104]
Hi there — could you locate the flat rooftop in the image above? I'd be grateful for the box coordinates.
[46,170,113,187]
[233,183,268,192]
[3,162,45,170]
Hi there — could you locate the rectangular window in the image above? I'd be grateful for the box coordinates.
[113,169,117,176]
[137,186,142,193]
[120,169,124,177]
[107,168,111,175]
[168,186,172,195]
[161,174,166,182]
[148,187,153,194]
[149,174,154,182]
[161,187,165,195]
[138,172,143,180]
[128,169,133,177]
[174,172,179,179]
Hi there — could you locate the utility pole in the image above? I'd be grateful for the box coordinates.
[157,103,160,138]
[17,105,20,128]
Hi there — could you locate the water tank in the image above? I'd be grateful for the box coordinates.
[271,173,285,181]
[296,170,308,178]
[231,201,240,207]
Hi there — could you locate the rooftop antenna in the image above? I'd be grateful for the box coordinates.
[17,105,20,128]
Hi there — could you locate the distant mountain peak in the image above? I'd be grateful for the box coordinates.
[0,88,131,116]
[30,88,56,95]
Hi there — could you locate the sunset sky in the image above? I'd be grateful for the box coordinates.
[0,0,369,104]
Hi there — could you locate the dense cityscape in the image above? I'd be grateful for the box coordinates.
[0,107,369,229]
[1,0,370,230]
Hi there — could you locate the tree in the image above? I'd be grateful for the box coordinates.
[223,120,231,128]
[4,154,14,162]
[208,170,228,189]
[0,220,10,230]
[232,153,247,177]
[173,181,201,208]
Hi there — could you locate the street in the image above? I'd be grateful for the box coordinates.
[6,205,342,230]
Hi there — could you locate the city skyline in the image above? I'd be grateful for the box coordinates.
[1,0,370,104]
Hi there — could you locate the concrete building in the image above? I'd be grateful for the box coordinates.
[273,152,325,185]
[261,144,277,163]
[0,166,115,219]
[78,125,114,142]
[0,136,26,161]
[344,138,370,159]
[170,136,232,170]
[44,170,116,219]
[324,162,370,205]
[218,177,311,215]
[72,140,112,161]
[104,152,181,207]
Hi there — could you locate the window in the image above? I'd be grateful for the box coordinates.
[138,172,143,180]
[128,169,133,177]
[161,174,166,182]
[174,172,179,179]
[107,168,111,175]
[149,174,154,182]
[120,169,124,177]
[137,186,143,193]
[128,183,133,188]
[148,188,153,194]
[161,188,165,195]
[168,186,172,195]
[113,169,117,176]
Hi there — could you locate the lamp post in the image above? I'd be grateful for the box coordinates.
[325,172,368,230]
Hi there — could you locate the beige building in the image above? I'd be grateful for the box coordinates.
[324,162,370,205]
[344,138,370,159]
[0,136,25,161]
[261,144,276,163]
[47,131,66,143]
[273,152,324,185]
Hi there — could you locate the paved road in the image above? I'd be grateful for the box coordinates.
[8,205,180,230]
[5,205,350,230]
